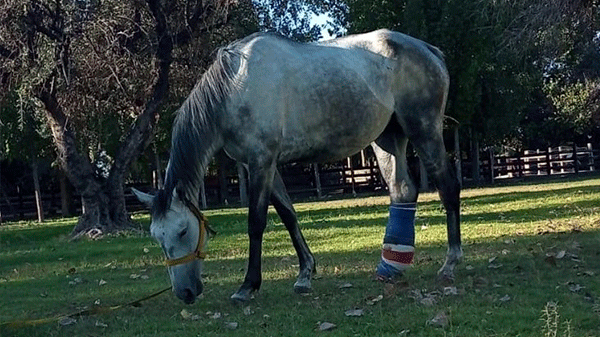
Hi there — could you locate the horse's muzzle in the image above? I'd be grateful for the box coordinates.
[175,280,203,304]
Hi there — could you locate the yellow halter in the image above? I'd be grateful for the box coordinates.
[164,198,212,267]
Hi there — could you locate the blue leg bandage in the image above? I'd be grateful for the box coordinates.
[376,202,416,281]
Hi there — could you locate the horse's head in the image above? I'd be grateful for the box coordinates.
[132,188,209,304]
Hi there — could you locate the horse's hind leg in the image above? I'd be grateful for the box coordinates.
[270,169,316,293]
[372,123,419,281]
[402,116,462,283]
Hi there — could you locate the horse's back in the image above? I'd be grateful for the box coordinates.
[219,30,448,164]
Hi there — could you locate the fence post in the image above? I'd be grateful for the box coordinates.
[312,163,322,198]
[489,148,495,184]
[347,157,356,196]
[547,147,552,175]
[588,143,594,171]
[516,152,522,177]
[573,143,579,174]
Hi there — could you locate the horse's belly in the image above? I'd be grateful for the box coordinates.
[277,105,392,163]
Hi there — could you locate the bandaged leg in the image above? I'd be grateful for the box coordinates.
[376,202,416,281]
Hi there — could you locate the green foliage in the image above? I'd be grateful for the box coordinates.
[342,0,600,149]
[253,0,347,41]
[545,80,600,135]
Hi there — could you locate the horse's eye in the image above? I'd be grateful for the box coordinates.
[179,229,188,238]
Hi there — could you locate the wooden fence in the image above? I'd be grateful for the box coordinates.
[464,144,598,184]
[3,144,599,222]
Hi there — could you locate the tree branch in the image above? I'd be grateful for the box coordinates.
[38,74,96,194]
[0,44,17,59]
[109,0,174,178]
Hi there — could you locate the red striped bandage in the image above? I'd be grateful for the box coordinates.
[380,243,414,270]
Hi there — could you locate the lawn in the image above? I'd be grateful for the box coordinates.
[1,177,600,336]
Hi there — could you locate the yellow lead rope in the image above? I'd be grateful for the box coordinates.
[0,286,171,329]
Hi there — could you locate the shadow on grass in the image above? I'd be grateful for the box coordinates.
[2,178,600,336]
[2,227,600,337]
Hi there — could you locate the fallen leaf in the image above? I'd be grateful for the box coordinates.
[407,289,423,300]
[501,249,510,255]
[94,299,101,305]
[488,256,497,263]
[59,317,77,326]
[399,329,410,336]
[181,309,193,320]
[243,307,254,316]
[95,321,108,328]
[427,311,449,328]
[338,282,353,289]
[488,263,503,269]
[443,286,458,296]
[344,309,364,317]
[583,271,595,276]
[317,322,337,331]
[366,295,383,305]
[499,294,511,302]
[130,274,141,279]
[465,265,474,271]
[568,283,584,293]
[556,250,566,259]
[98,279,107,286]
[209,312,222,319]
[143,248,150,254]
[224,322,238,330]
[420,296,437,306]
[140,275,149,280]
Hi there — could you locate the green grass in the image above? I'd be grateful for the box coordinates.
[2,177,600,336]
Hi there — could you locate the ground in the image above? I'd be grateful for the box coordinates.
[1,176,600,336]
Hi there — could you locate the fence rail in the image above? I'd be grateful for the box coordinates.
[2,144,599,222]
[466,144,597,183]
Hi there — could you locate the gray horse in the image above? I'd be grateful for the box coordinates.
[133,29,461,304]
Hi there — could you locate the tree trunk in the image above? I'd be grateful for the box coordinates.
[471,135,481,185]
[59,168,73,217]
[31,158,44,223]
[35,0,176,236]
[72,175,135,235]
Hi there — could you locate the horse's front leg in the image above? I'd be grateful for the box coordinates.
[270,169,315,293]
[231,161,275,303]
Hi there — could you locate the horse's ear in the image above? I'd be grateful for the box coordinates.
[132,188,154,209]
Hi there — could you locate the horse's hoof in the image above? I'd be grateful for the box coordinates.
[230,290,252,304]
[294,279,312,294]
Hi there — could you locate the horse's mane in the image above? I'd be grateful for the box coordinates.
[153,47,240,217]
